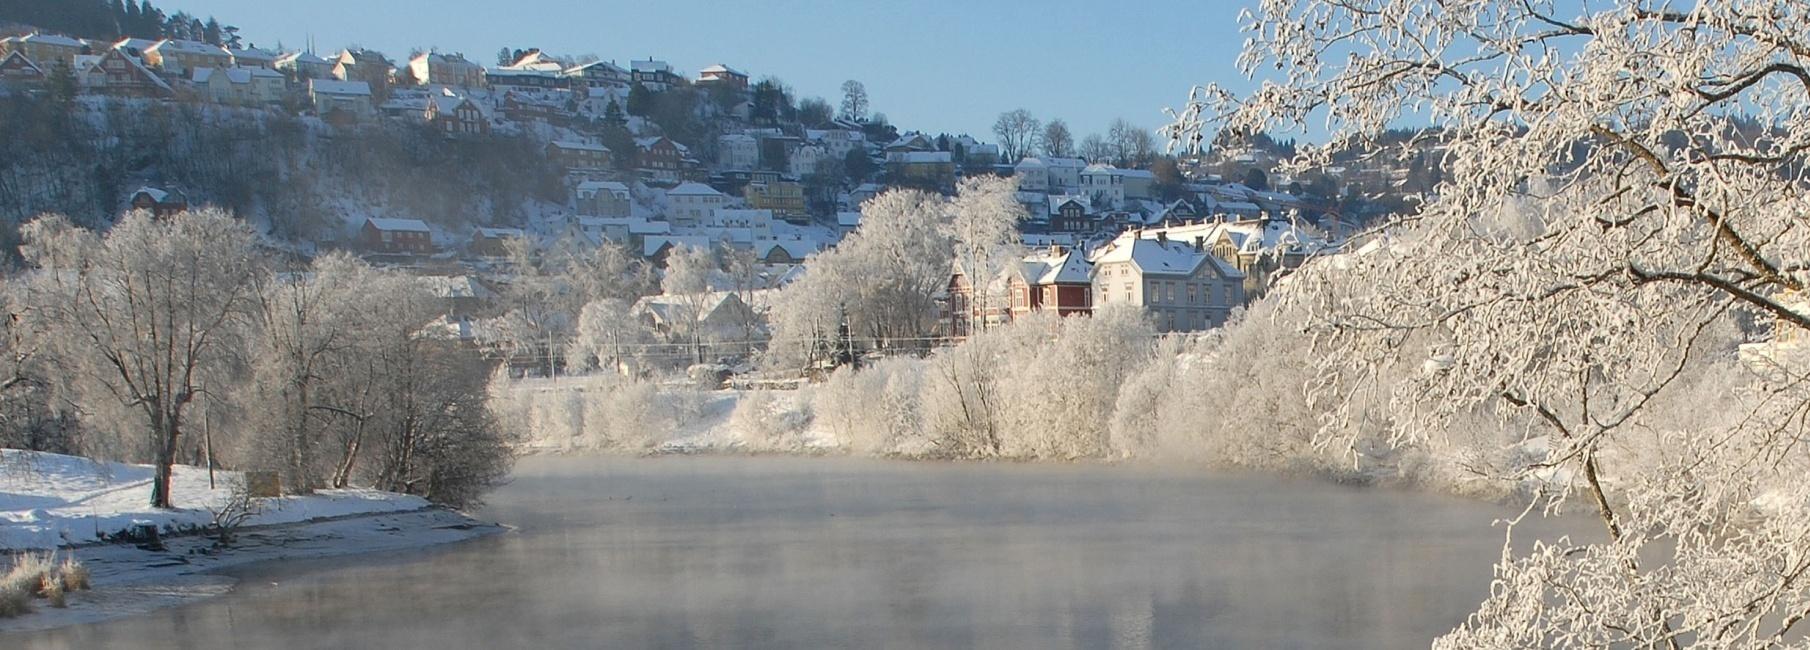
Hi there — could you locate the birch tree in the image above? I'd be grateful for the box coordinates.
[20,209,261,508]
[1167,2,1810,646]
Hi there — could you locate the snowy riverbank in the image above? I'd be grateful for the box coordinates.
[0,451,503,632]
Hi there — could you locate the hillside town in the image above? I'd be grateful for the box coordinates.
[0,25,1422,375]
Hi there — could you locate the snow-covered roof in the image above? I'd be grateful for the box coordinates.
[628,220,672,235]
[576,180,631,194]
[20,33,86,48]
[111,37,158,53]
[836,211,861,227]
[699,63,745,76]
[1016,157,1048,169]
[231,47,279,63]
[754,239,821,260]
[550,140,609,153]
[151,39,231,56]
[473,227,525,240]
[1018,248,1093,286]
[643,235,712,257]
[631,59,671,73]
[668,182,724,198]
[275,50,330,66]
[1090,231,1242,279]
[889,151,953,164]
[366,217,431,233]
[309,78,371,96]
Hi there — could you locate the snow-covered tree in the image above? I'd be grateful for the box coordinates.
[1168,2,1810,645]
[659,244,718,364]
[767,189,953,370]
[19,209,262,508]
[946,176,1026,333]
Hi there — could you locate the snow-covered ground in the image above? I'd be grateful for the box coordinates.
[1,451,435,551]
[0,451,503,632]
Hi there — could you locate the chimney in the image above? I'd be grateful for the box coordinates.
[1194,236,1204,252]
[1156,231,1168,245]
[1050,243,1064,256]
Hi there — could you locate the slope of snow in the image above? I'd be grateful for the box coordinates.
[1,451,432,551]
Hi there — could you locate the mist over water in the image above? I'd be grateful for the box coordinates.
[9,456,1583,649]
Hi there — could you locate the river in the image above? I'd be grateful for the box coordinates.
[9,455,1584,649]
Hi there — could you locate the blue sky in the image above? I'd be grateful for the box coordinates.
[175,0,1256,145]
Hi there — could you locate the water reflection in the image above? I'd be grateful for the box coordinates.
[8,455,1584,649]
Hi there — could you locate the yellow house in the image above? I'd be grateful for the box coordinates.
[744,172,806,219]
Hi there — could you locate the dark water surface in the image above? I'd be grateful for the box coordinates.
[9,455,1582,649]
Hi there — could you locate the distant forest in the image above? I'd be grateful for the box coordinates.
[0,0,236,46]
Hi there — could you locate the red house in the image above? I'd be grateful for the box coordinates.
[1007,245,1095,318]
[129,186,188,218]
[635,136,691,181]
[0,50,45,85]
[946,245,1094,338]
[360,218,436,254]
[426,92,490,135]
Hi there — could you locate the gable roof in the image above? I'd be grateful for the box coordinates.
[366,217,432,233]
[667,182,723,198]
[309,78,371,96]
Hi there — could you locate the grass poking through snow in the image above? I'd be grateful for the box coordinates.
[0,552,90,616]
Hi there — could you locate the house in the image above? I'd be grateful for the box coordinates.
[191,66,285,105]
[129,187,188,218]
[696,64,748,89]
[632,291,763,344]
[1089,230,1246,332]
[751,238,820,264]
[0,50,45,86]
[1136,215,1334,301]
[743,171,807,220]
[1082,164,1128,206]
[708,209,776,239]
[488,52,566,92]
[0,33,86,71]
[468,227,526,257]
[331,48,394,92]
[229,47,279,69]
[407,52,485,87]
[667,182,729,226]
[718,133,758,170]
[308,79,374,120]
[1007,246,1094,319]
[273,50,334,80]
[563,60,628,88]
[789,144,827,178]
[143,39,232,76]
[416,275,496,318]
[635,136,690,182]
[886,151,956,188]
[106,37,158,60]
[1015,158,1050,193]
[426,90,491,135]
[629,58,680,90]
[641,234,714,267]
[575,180,632,217]
[359,218,435,254]
[836,211,861,234]
[547,140,610,170]
[78,49,172,97]
[1045,157,1087,191]
[500,91,573,126]
[884,132,935,153]
[1047,195,1098,233]
[805,128,866,161]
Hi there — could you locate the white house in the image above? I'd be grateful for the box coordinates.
[1046,157,1087,192]
[805,128,866,161]
[307,78,373,119]
[273,50,334,79]
[718,133,758,171]
[191,66,285,105]
[666,182,729,227]
[789,143,827,178]
[1015,158,1051,193]
[707,208,775,239]
[1089,229,1246,332]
